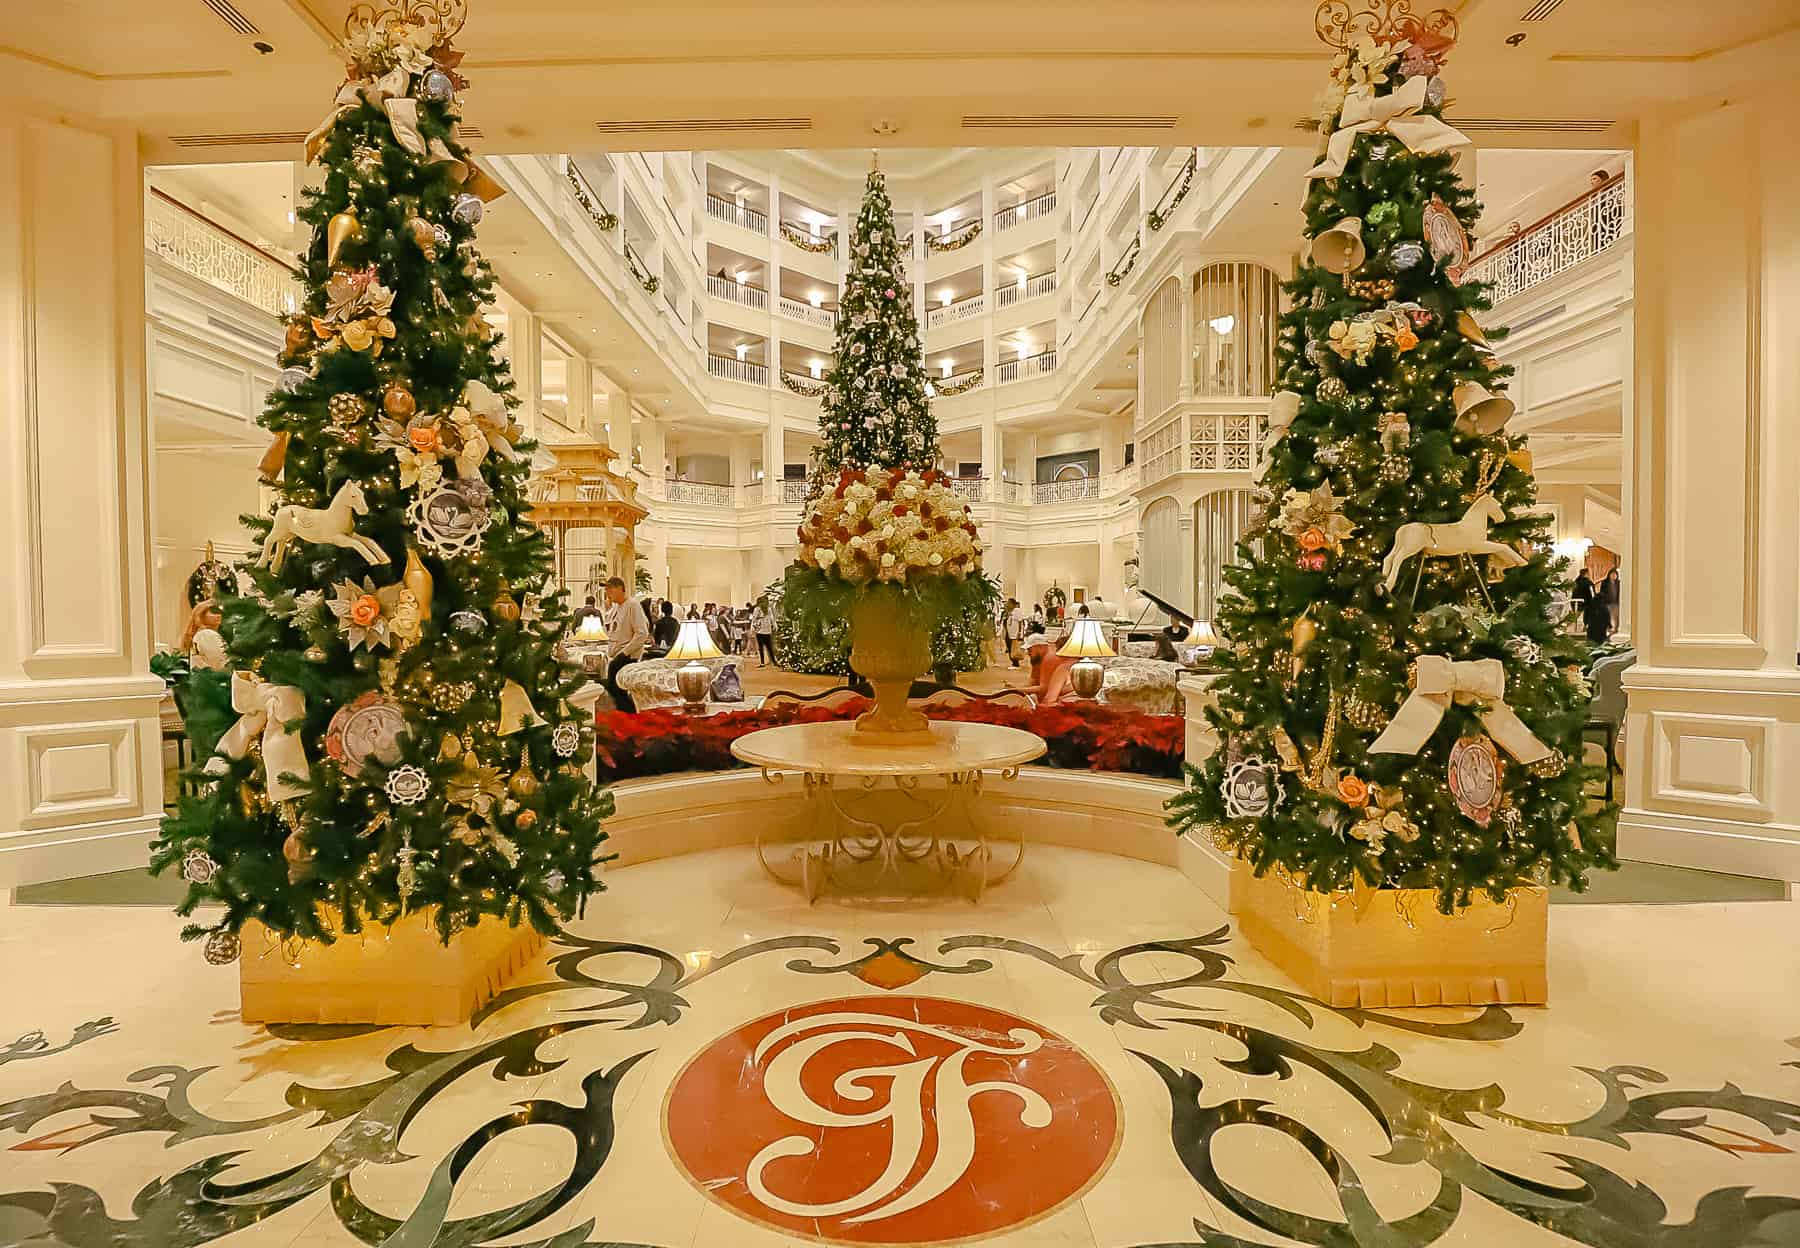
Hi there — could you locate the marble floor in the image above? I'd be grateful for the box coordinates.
[2,847,1798,1248]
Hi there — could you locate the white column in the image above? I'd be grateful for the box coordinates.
[729,436,754,492]
[763,415,783,503]
[1618,82,1800,884]
[0,111,164,885]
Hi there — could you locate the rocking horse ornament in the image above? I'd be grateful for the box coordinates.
[258,480,391,572]
[1379,492,1525,595]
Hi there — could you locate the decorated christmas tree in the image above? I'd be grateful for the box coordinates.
[784,162,995,715]
[1167,7,1614,913]
[814,164,939,476]
[151,2,611,964]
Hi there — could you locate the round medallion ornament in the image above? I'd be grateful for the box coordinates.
[420,67,455,102]
[1447,734,1503,826]
[1223,756,1280,820]
[181,848,220,885]
[451,193,484,226]
[551,721,582,758]
[448,610,487,637]
[665,995,1119,1244]
[203,929,241,966]
[1503,634,1543,666]
[325,692,409,775]
[408,485,487,558]
[1389,241,1427,271]
[384,764,431,806]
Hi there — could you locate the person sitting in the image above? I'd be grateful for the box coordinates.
[651,599,681,652]
[1022,633,1079,705]
[572,595,603,628]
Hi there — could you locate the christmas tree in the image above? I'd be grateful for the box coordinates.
[151,3,611,964]
[814,165,938,476]
[1166,10,1614,912]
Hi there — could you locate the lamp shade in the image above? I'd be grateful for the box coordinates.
[1184,619,1219,648]
[573,613,608,641]
[666,619,724,662]
[1058,618,1116,659]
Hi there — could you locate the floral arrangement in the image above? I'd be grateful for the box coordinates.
[591,700,1185,784]
[795,467,982,584]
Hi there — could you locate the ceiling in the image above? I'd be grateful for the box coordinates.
[6,1,1796,163]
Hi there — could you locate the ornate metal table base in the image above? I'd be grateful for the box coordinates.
[756,768,1025,902]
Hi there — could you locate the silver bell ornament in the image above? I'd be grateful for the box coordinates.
[1389,241,1427,271]
[420,68,455,102]
[451,194,484,226]
[276,366,309,392]
[1452,381,1516,435]
[1424,77,1447,109]
[1311,217,1366,275]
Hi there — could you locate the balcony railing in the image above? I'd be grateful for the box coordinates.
[1147,148,1197,231]
[564,162,618,233]
[705,193,768,235]
[781,478,810,504]
[995,191,1056,232]
[926,292,985,330]
[777,295,838,330]
[1463,174,1629,304]
[623,241,658,294]
[144,189,300,318]
[949,477,986,503]
[995,271,1057,308]
[665,479,735,507]
[925,218,982,253]
[995,349,1057,385]
[1105,236,1142,287]
[1189,412,1267,473]
[707,273,769,309]
[1033,477,1100,504]
[779,369,829,397]
[706,353,768,386]
[930,367,984,397]
[1001,480,1024,503]
[779,220,838,256]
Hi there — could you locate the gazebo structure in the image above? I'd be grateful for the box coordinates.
[525,443,649,601]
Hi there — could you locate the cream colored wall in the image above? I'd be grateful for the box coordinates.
[152,448,261,647]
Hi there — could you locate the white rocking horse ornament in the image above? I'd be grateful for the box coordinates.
[259,480,390,572]
[1380,493,1524,594]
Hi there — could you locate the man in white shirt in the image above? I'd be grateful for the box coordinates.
[1002,598,1026,667]
[601,575,649,711]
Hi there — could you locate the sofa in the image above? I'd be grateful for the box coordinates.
[615,656,737,710]
[1098,656,1183,715]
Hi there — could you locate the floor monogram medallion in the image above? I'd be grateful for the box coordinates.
[664,995,1120,1242]
[1,846,1798,1246]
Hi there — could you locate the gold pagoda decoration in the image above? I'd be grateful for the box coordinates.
[525,442,649,598]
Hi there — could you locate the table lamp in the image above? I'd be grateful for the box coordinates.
[1058,618,1115,699]
[573,613,607,642]
[570,612,608,674]
[666,619,723,712]
[1184,619,1219,662]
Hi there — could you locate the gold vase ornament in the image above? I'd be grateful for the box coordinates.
[848,595,934,742]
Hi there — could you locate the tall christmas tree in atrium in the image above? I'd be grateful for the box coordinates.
[782,162,994,691]
[1167,4,1614,913]
[152,1,610,963]
[814,164,939,476]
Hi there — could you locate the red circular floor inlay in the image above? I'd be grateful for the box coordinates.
[664,995,1120,1244]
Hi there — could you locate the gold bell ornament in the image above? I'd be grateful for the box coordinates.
[498,679,545,734]
[326,210,362,266]
[1452,381,1516,436]
[1311,217,1366,275]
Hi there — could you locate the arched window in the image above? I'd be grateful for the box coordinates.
[1191,263,1281,397]
[1139,276,1183,421]
[1194,489,1257,622]
[1140,496,1183,610]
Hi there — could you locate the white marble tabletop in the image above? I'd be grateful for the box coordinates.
[730,720,1046,777]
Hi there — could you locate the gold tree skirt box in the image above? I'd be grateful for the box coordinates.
[239,911,546,1027]
[1229,860,1547,1009]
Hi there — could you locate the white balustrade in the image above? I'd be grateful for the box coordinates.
[664,479,736,507]
[1032,477,1101,504]
[1464,176,1629,303]
[781,478,810,504]
[707,273,769,310]
[706,353,769,386]
[1188,412,1267,473]
[949,477,986,503]
[926,292,985,330]
[777,295,838,329]
[995,191,1056,232]
[144,191,300,318]
[705,193,768,235]
[995,350,1057,385]
[995,271,1057,308]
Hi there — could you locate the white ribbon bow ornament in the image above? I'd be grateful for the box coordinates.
[1307,77,1471,182]
[1368,655,1552,765]
[205,672,312,803]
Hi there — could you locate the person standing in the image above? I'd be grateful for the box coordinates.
[751,598,776,666]
[1003,598,1026,667]
[1600,568,1622,634]
[601,575,649,712]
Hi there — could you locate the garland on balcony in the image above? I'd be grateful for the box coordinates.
[623,248,659,295]
[934,369,983,396]
[564,165,617,232]
[779,221,838,253]
[925,220,982,253]
[590,700,1186,783]
[780,371,829,398]
[1105,240,1141,287]
[1147,153,1197,231]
